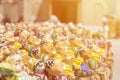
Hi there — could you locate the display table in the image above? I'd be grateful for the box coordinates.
[0,22,113,80]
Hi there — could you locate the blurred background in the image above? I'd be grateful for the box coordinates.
[0,0,120,80]
[0,0,120,38]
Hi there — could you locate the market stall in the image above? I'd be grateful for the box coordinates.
[0,22,113,80]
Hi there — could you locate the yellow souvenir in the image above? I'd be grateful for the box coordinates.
[98,49,105,56]
[68,49,75,57]
[72,57,84,69]
[65,64,74,77]
[92,52,99,61]
[29,57,36,66]
[13,42,22,49]
[54,54,64,61]
[21,49,29,56]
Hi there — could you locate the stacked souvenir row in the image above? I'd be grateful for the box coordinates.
[0,22,113,80]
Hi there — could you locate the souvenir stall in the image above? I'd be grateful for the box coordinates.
[0,0,115,80]
[0,22,113,80]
